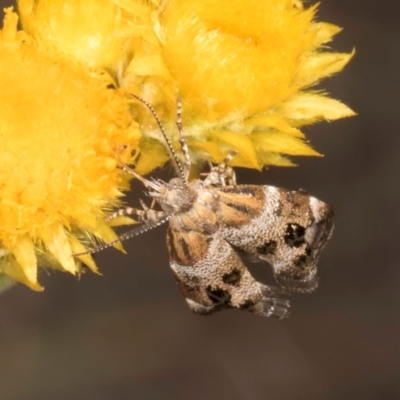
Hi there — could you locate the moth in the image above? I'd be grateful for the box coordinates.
[76,96,334,318]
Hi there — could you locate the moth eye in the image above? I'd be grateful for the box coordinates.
[284,223,306,247]
[256,240,277,256]
[206,286,231,305]
[222,268,242,285]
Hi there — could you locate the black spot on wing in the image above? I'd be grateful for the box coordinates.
[222,268,242,285]
[284,223,306,247]
[294,255,308,268]
[256,240,277,256]
[294,247,313,268]
[206,286,231,305]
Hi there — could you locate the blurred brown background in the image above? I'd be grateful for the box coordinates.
[1,1,399,399]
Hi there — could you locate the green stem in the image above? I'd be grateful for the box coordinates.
[0,274,15,294]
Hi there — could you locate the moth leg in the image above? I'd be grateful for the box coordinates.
[185,299,222,316]
[220,150,238,186]
[202,150,238,187]
[105,205,165,224]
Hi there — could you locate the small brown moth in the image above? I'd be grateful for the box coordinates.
[76,96,334,318]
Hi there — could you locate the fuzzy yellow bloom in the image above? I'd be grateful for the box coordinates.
[0,8,140,289]
[18,0,354,173]
[0,0,354,290]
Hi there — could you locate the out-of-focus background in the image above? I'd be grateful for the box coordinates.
[1,1,399,399]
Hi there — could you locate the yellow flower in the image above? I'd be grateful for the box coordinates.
[0,8,140,290]
[160,0,355,169]
[1,0,354,290]
[18,0,354,173]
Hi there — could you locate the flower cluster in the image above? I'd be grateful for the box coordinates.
[0,0,353,290]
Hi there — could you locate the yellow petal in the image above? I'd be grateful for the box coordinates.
[213,130,260,169]
[4,235,42,291]
[296,50,355,87]
[257,152,296,167]
[91,220,126,253]
[276,92,356,125]
[245,115,304,138]
[107,216,137,227]
[2,6,20,42]
[310,22,342,47]
[134,137,170,176]
[39,223,77,274]
[69,236,99,274]
[251,131,321,156]
[188,139,224,164]
[125,54,171,78]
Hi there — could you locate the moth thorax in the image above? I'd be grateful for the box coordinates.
[158,184,197,214]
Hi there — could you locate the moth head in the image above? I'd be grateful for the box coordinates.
[268,194,334,293]
[149,179,197,215]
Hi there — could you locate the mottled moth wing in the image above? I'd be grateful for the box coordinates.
[75,95,335,318]
[215,185,334,293]
[167,226,290,318]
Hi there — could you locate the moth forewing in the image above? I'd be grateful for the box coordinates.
[75,95,334,318]
[167,227,290,318]
[216,185,334,293]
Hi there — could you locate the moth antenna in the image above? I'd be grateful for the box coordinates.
[73,214,172,257]
[175,96,191,182]
[131,94,188,186]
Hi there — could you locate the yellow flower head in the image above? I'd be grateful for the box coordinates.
[18,0,354,173]
[158,0,355,169]
[1,0,354,290]
[0,8,140,289]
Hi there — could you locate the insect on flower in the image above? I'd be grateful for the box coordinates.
[75,95,334,318]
